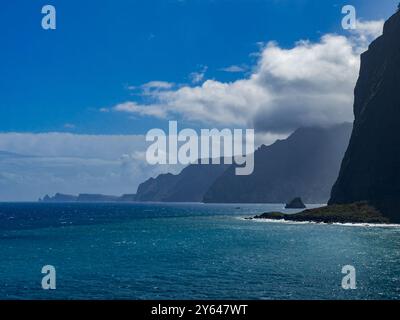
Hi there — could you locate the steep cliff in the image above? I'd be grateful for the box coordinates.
[329,12,400,222]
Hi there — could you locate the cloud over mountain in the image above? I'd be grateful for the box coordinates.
[114,20,384,134]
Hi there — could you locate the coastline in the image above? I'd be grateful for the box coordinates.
[246,202,393,225]
[242,217,400,228]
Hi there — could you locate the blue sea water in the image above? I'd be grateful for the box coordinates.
[0,202,400,300]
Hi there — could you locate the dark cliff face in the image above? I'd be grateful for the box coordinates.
[203,123,352,204]
[329,12,400,222]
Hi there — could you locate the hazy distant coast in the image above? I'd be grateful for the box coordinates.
[39,193,137,203]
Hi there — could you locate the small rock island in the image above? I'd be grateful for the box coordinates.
[285,197,306,209]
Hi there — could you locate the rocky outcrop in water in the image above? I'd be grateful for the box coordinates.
[252,203,390,224]
[285,197,306,209]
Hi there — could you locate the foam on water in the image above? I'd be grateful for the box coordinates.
[241,217,400,228]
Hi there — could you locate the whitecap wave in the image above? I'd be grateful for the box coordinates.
[240,217,400,228]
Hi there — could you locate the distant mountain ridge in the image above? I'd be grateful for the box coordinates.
[0,151,30,159]
[135,162,230,202]
[38,123,353,205]
[134,123,352,204]
[203,123,352,204]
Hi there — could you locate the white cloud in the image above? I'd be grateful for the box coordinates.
[64,123,76,129]
[220,65,247,73]
[1,20,385,201]
[189,66,208,84]
[0,130,282,201]
[0,132,146,159]
[351,19,384,52]
[141,81,175,90]
[125,81,175,95]
[0,133,184,201]
[114,20,384,133]
[114,101,168,118]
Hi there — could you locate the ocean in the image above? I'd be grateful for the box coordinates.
[0,202,399,300]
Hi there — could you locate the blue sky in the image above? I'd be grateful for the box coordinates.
[0,0,396,134]
[0,0,398,200]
